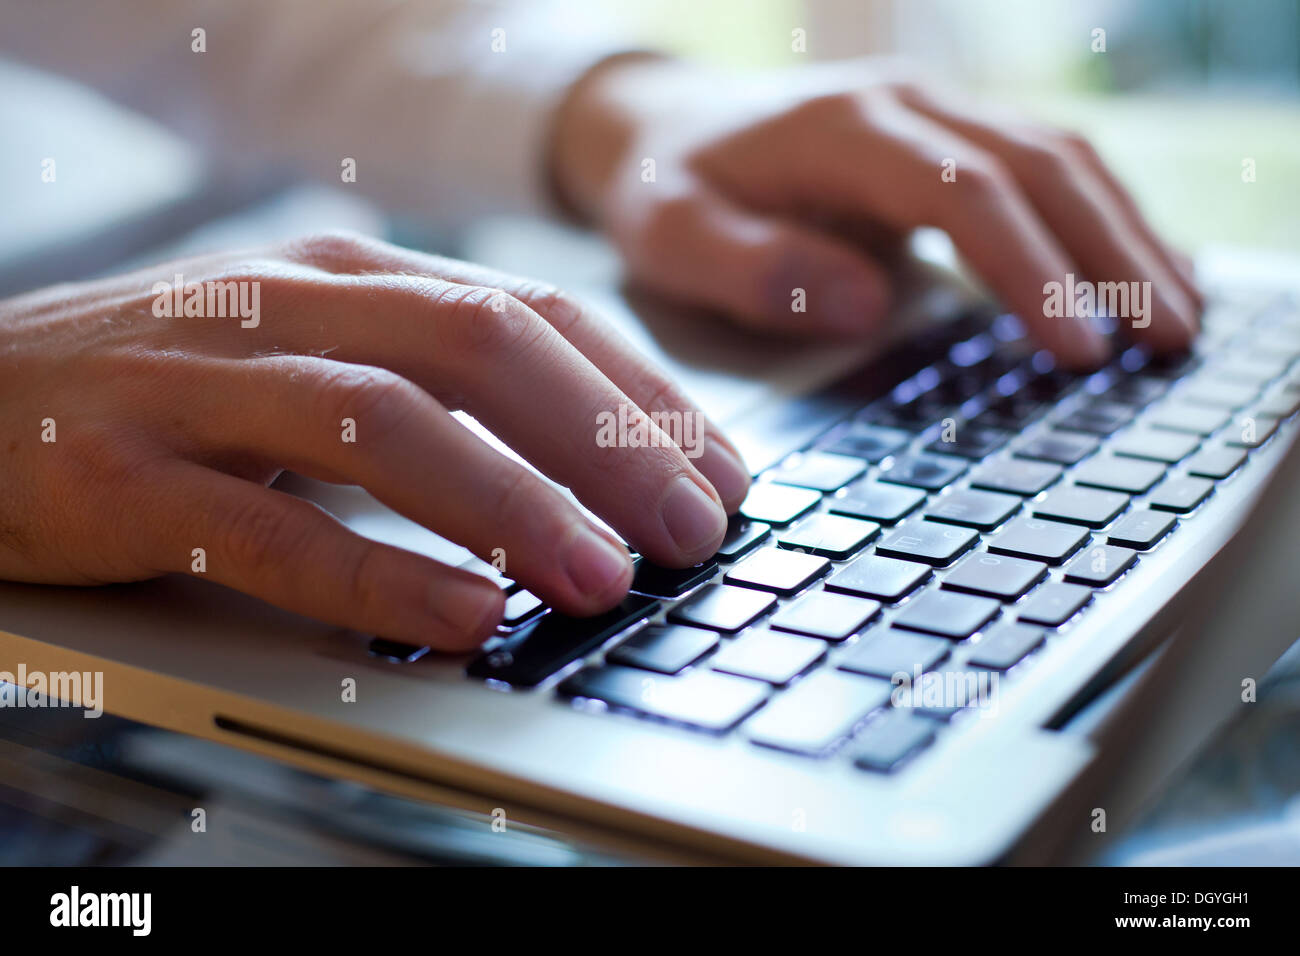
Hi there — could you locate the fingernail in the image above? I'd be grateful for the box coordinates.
[696,437,751,509]
[661,475,727,557]
[431,578,502,641]
[564,529,631,598]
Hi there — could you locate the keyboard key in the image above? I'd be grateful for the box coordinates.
[1016,582,1092,626]
[1256,388,1300,418]
[668,584,776,633]
[1055,400,1136,435]
[1184,446,1247,479]
[1107,375,1168,406]
[710,629,826,685]
[838,628,950,680]
[969,457,1062,496]
[1014,430,1099,465]
[878,451,968,490]
[1111,426,1200,463]
[1032,486,1129,528]
[560,665,767,733]
[926,424,1011,460]
[823,422,912,461]
[829,479,926,523]
[852,711,936,773]
[893,589,1001,639]
[725,547,830,596]
[967,621,1045,670]
[368,638,429,662]
[739,483,820,526]
[502,589,546,626]
[924,487,1021,531]
[988,516,1089,565]
[825,554,931,603]
[1145,402,1233,435]
[769,589,881,641]
[1225,415,1278,449]
[1071,455,1165,494]
[1063,544,1137,587]
[875,519,979,567]
[941,552,1047,601]
[1147,476,1214,512]
[1178,378,1260,410]
[629,558,718,598]
[777,513,879,560]
[1107,509,1177,550]
[606,624,718,675]
[767,451,865,492]
[973,394,1045,430]
[896,668,995,720]
[745,670,891,754]
[467,595,660,687]
[715,518,770,561]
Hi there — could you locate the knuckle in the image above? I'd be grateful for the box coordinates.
[788,90,862,126]
[343,542,388,615]
[220,497,304,579]
[286,229,379,268]
[430,283,549,360]
[954,154,1014,204]
[311,364,422,446]
[512,282,586,337]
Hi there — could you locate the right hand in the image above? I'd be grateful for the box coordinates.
[0,232,751,649]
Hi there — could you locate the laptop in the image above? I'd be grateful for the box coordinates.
[3,238,1299,865]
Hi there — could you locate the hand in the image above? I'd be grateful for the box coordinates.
[0,233,750,648]
[551,57,1202,367]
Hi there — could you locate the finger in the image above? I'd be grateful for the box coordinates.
[223,268,729,565]
[169,356,636,616]
[145,463,505,651]
[792,95,1109,366]
[893,87,1198,349]
[282,231,752,511]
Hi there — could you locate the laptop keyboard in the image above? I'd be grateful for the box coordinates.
[450,289,1300,774]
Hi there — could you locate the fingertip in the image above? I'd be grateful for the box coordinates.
[427,574,506,651]
[559,527,634,612]
[696,435,752,512]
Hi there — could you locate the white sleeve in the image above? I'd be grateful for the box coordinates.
[0,0,627,226]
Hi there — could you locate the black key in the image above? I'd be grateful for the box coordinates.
[715,517,770,561]
[1071,455,1166,494]
[967,621,1045,670]
[710,628,826,685]
[745,670,891,754]
[969,457,1062,496]
[873,397,958,432]
[1063,544,1137,587]
[1185,446,1247,479]
[501,589,546,626]
[852,711,936,773]
[972,393,1045,430]
[926,424,1011,460]
[1107,509,1176,550]
[1032,486,1129,528]
[1145,402,1233,436]
[825,554,931,603]
[769,589,881,642]
[1111,427,1200,463]
[630,558,718,598]
[941,552,1047,601]
[822,421,912,462]
[877,452,968,491]
[559,665,767,733]
[739,483,820,526]
[988,516,1089,565]
[767,451,865,492]
[725,547,830,596]
[1225,415,1278,449]
[368,638,429,662]
[1016,582,1092,626]
[1107,375,1168,406]
[838,628,950,680]
[1055,400,1136,436]
[668,584,776,633]
[467,595,659,687]
[1014,430,1099,465]
[893,589,1000,639]
[606,624,718,675]
[924,487,1021,530]
[1147,475,1214,513]
[875,519,979,567]
[829,479,926,523]
[896,668,996,720]
[777,513,879,559]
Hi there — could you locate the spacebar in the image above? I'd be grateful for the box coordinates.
[465,595,659,687]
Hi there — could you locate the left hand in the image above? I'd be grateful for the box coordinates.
[550,56,1202,369]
